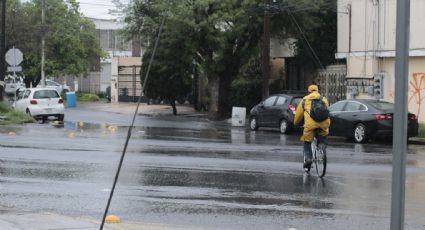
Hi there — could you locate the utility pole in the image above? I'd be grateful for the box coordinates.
[261,0,271,100]
[348,4,352,53]
[391,0,410,229]
[0,0,6,101]
[40,0,45,87]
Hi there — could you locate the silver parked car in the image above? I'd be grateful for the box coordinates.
[4,77,25,96]
[42,80,71,95]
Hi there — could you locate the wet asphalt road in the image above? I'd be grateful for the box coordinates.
[1,107,425,229]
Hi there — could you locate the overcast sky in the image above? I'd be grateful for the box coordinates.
[78,0,129,20]
[20,0,129,20]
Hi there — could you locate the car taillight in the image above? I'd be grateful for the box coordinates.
[30,100,38,105]
[375,114,392,121]
[289,105,296,114]
[58,99,63,104]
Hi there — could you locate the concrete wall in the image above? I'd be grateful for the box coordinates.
[380,57,425,122]
[338,0,425,54]
[100,62,111,93]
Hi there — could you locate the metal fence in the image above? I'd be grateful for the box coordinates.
[117,65,144,102]
[316,71,347,104]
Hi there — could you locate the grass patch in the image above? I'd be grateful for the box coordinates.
[0,102,10,113]
[76,93,100,102]
[0,102,35,125]
[419,123,425,138]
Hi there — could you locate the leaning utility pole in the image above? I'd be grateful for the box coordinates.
[0,0,6,101]
[261,0,271,100]
[40,0,46,87]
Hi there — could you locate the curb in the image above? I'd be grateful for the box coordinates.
[409,138,425,146]
[0,210,212,230]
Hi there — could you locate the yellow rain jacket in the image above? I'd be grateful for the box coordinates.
[293,91,331,142]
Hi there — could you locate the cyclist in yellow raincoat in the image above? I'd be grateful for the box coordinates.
[294,85,331,170]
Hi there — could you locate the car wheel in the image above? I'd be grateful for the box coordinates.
[58,114,65,122]
[279,119,290,134]
[250,117,259,131]
[353,123,368,143]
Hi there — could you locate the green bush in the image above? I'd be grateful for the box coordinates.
[77,93,100,102]
[419,123,425,138]
[0,102,35,125]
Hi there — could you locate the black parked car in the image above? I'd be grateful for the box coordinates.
[249,93,304,134]
[329,99,419,143]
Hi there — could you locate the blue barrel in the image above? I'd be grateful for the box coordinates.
[66,92,77,108]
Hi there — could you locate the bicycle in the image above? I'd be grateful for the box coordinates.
[304,130,327,178]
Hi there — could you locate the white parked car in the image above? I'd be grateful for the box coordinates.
[44,80,71,95]
[13,88,65,122]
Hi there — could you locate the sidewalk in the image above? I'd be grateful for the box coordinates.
[75,101,206,117]
[0,209,207,230]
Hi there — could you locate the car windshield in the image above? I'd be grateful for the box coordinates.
[368,101,394,111]
[33,90,60,99]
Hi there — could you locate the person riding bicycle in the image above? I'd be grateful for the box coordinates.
[293,84,330,171]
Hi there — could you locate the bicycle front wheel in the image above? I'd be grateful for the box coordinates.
[315,144,327,178]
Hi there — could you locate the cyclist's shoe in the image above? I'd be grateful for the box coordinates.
[303,159,312,172]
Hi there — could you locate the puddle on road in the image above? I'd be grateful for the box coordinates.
[61,121,278,144]
[126,166,399,220]
[125,166,419,226]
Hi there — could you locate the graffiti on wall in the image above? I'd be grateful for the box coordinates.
[408,73,425,118]
[388,73,425,120]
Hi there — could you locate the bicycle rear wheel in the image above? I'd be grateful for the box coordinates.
[314,144,327,178]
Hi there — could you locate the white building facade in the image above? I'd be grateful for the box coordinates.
[78,18,139,94]
[336,0,425,123]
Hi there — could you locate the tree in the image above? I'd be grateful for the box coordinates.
[5,0,103,88]
[124,0,337,119]
[270,0,337,69]
[140,17,194,115]
[124,0,263,120]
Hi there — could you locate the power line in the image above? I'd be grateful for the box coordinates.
[286,5,325,70]
[78,2,116,7]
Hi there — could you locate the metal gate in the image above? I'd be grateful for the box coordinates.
[117,65,143,102]
[315,67,347,104]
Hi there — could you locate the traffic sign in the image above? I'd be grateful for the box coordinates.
[5,48,23,66]
[7,66,22,72]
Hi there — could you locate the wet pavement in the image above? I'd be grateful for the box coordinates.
[1,104,425,229]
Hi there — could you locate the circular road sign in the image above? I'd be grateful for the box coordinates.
[5,48,23,66]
